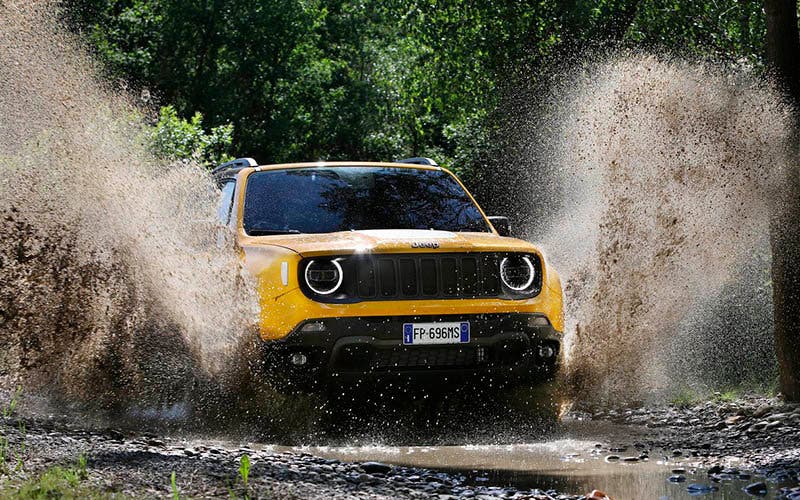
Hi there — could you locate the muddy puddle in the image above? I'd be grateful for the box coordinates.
[264,445,782,499]
[251,419,789,499]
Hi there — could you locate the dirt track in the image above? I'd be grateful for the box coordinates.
[1,394,799,499]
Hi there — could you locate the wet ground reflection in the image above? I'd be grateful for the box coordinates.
[262,418,788,499]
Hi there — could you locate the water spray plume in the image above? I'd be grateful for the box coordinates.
[0,0,258,412]
[542,54,794,404]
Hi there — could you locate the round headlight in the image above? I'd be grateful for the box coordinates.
[500,255,535,291]
[304,259,343,295]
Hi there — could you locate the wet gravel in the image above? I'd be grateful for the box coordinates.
[580,395,800,498]
[0,414,579,499]
[1,395,798,499]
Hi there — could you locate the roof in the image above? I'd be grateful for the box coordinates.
[250,161,441,171]
[212,158,441,181]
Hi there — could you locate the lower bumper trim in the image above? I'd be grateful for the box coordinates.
[260,313,561,389]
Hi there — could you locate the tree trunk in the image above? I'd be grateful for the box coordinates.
[765,0,800,401]
[766,0,800,101]
[771,172,800,402]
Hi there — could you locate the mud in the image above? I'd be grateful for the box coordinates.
[0,1,258,412]
[532,55,794,404]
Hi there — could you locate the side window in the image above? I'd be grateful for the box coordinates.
[216,181,236,225]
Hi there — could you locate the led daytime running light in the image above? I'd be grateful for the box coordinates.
[304,259,343,295]
[500,256,535,291]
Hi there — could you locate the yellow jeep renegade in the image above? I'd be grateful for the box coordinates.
[214,157,564,390]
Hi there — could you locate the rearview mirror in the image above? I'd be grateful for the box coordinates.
[487,216,510,237]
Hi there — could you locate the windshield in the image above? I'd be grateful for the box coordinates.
[243,166,490,235]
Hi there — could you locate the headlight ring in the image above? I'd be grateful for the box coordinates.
[499,255,535,291]
[304,259,344,295]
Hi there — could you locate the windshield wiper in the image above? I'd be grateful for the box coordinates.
[248,228,302,236]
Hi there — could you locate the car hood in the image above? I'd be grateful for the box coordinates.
[243,229,539,257]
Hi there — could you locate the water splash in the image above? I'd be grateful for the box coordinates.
[0,1,258,412]
[536,54,792,403]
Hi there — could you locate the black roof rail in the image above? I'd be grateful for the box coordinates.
[211,157,258,176]
[395,157,439,166]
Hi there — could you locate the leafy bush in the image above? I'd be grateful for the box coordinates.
[150,106,233,168]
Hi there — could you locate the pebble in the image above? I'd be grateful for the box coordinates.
[585,490,611,500]
[753,405,773,418]
[725,415,745,425]
[743,481,768,496]
[686,483,718,494]
[360,461,392,474]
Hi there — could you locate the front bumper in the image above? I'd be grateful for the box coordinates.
[259,313,562,390]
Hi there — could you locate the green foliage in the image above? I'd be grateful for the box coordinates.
[170,470,179,500]
[628,0,766,64]
[66,0,775,185]
[150,106,233,167]
[0,434,8,473]
[713,390,740,403]
[6,456,103,499]
[16,467,80,498]
[4,386,22,418]
[238,454,250,489]
[670,388,702,408]
[77,454,88,481]
[66,0,560,171]
[0,389,26,477]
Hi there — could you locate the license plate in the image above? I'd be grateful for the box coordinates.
[402,322,470,345]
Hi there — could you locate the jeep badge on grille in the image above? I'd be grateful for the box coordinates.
[411,241,440,249]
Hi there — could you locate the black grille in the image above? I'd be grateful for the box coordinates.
[373,347,478,370]
[332,343,530,372]
[299,252,542,302]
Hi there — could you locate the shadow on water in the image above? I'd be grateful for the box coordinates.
[307,381,561,446]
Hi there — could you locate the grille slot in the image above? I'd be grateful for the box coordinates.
[399,258,417,296]
[441,258,458,295]
[480,254,501,295]
[357,260,376,297]
[420,259,438,296]
[461,257,479,295]
[378,259,397,297]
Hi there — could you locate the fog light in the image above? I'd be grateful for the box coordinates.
[538,345,555,359]
[290,353,308,366]
[301,321,326,332]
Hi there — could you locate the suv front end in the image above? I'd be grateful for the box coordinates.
[218,160,564,391]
